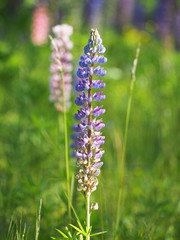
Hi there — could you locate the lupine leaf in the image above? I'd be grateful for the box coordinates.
[77,221,86,236]
[65,227,72,238]
[65,193,86,236]
[56,229,69,238]
[52,238,68,240]
[72,231,79,239]
[90,231,107,237]
[69,224,82,234]
[67,230,72,238]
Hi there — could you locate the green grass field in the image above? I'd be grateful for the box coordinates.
[0,27,180,239]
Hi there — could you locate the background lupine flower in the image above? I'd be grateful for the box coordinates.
[155,0,174,39]
[174,11,180,50]
[133,2,145,30]
[31,3,50,46]
[72,28,107,197]
[116,0,134,29]
[84,0,104,27]
[49,24,73,112]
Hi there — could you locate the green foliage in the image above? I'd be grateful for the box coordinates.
[4,215,28,240]
[52,220,106,240]
[0,26,180,240]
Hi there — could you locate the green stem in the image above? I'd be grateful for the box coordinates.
[86,56,95,240]
[49,37,71,221]
[86,193,91,240]
[99,179,104,240]
[60,70,71,223]
[115,43,141,239]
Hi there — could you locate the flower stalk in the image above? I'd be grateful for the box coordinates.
[72,28,107,238]
[49,24,73,223]
[86,192,91,240]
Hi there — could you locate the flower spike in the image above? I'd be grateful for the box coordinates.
[72,28,106,196]
[49,24,73,112]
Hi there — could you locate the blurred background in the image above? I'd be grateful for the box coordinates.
[0,0,180,239]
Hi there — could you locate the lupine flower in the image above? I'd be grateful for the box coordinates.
[84,0,104,26]
[49,24,73,112]
[156,0,174,40]
[118,0,134,27]
[133,3,145,30]
[31,3,50,46]
[72,29,107,196]
[174,11,180,50]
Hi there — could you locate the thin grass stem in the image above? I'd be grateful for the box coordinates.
[22,223,26,240]
[60,70,71,223]
[35,198,42,240]
[115,43,141,238]
[50,34,71,222]
[70,176,74,206]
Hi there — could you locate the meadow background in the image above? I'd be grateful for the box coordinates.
[0,0,180,239]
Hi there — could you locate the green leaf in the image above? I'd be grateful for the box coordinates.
[90,231,107,237]
[77,221,86,236]
[65,226,72,238]
[69,224,82,234]
[51,237,66,240]
[56,229,69,238]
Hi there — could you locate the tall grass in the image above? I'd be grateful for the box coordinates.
[115,43,141,238]
[5,216,28,240]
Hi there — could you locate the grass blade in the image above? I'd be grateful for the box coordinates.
[60,68,71,223]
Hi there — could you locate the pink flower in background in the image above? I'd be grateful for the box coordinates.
[49,24,73,112]
[31,4,50,45]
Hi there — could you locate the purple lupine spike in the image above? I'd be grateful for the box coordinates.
[155,0,175,41]
[175,11,180,50]
[72,28,106,196]
[84,0,104,27]
[49,24,73,112]
[133,2,145,30]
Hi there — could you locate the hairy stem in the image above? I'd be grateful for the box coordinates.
[86,56,95,240]
[86,193,91,240]
[87,59,95,167]
[99,176,104,240]
[87,72,92,168]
